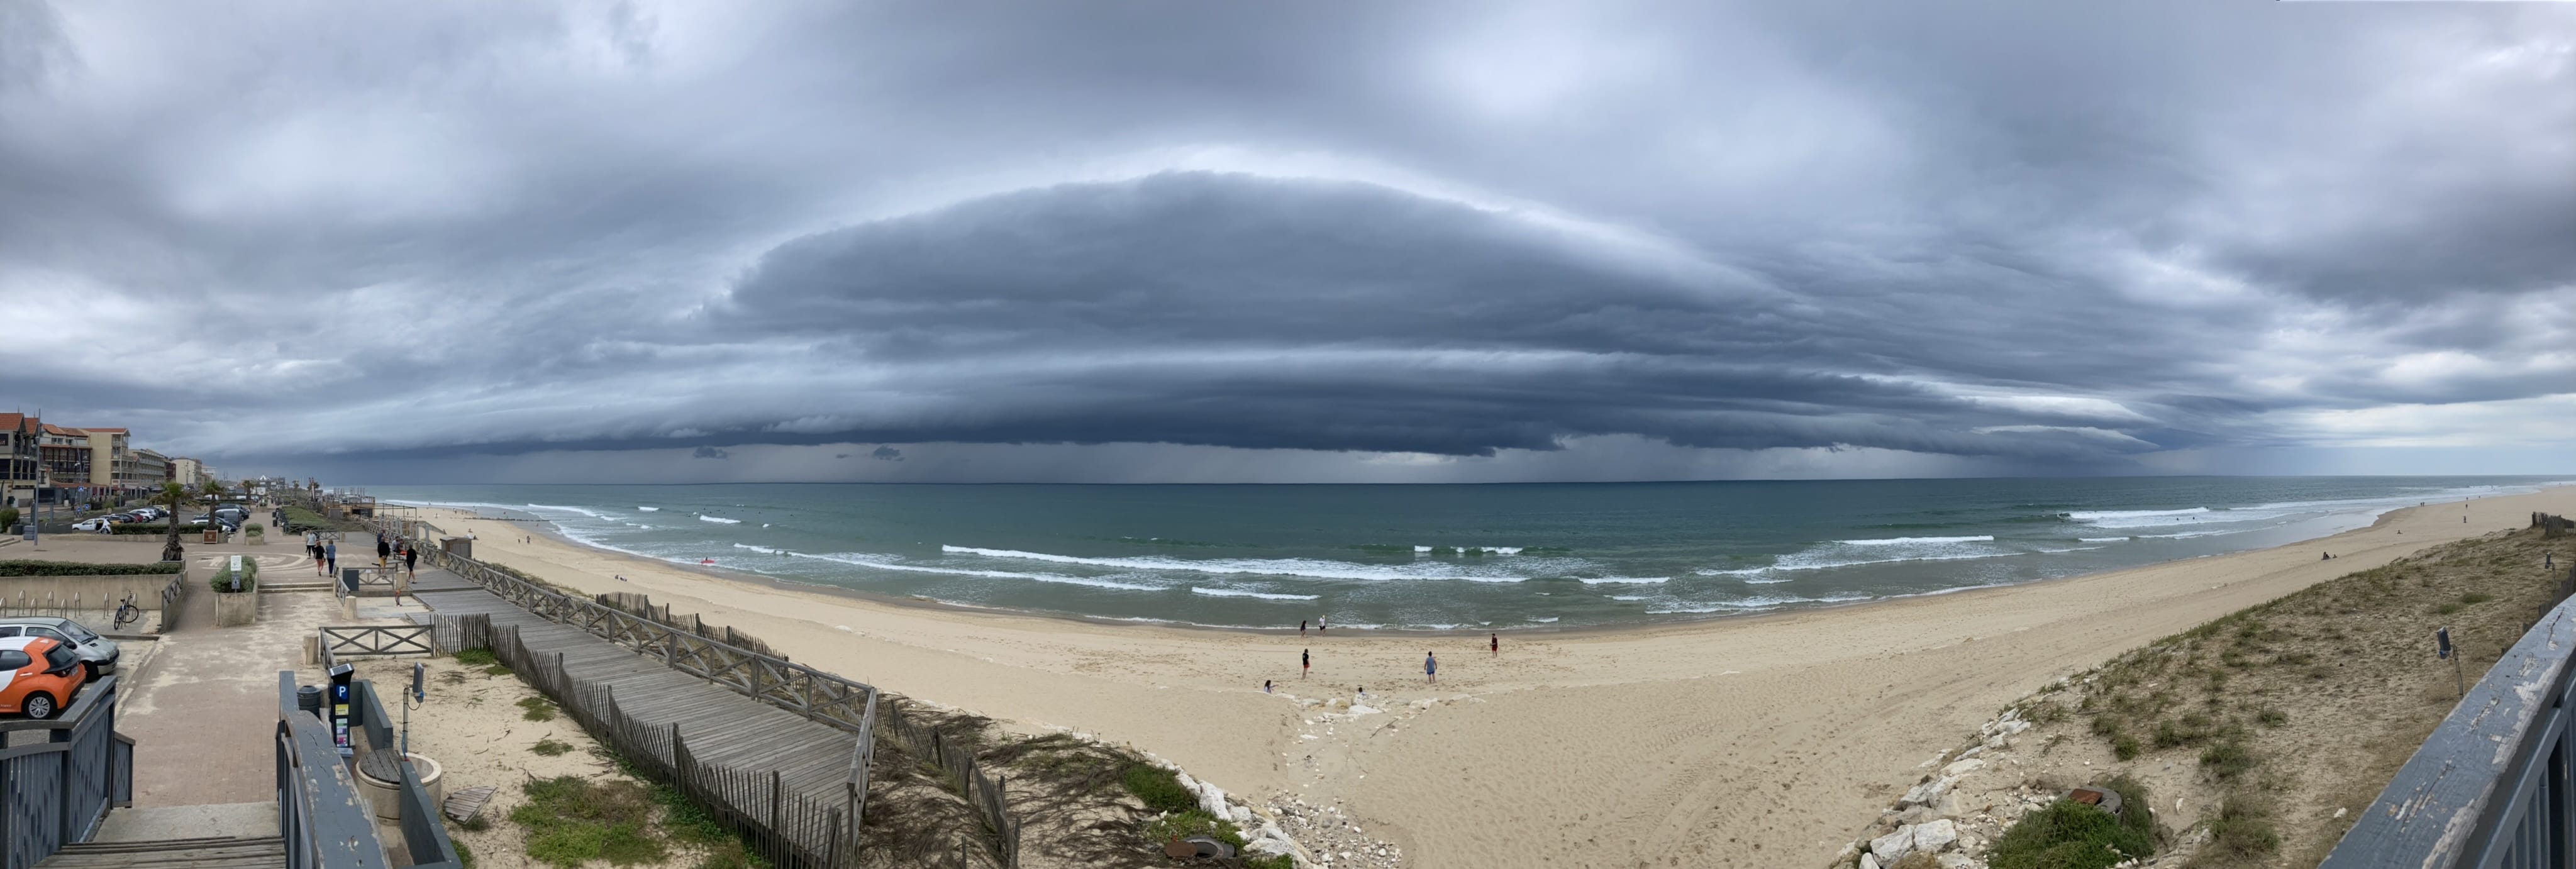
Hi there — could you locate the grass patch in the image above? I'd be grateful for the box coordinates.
[509,776,667,867]
[1143,810,1247,852]
[455,838,475,869]
[2460,592,2494,605]
[2199,740,2257,780]
[453,647,497,667]
[531,738,574,756]
[1987,775,2157,869]
[1122,763,1197,814]
[517,696,557,722]
[485,665,514,677]
[2190,793,2282,867]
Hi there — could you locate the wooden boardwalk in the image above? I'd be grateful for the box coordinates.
[410,570,861,803]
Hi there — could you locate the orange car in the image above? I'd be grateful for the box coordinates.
[0,636,88,719]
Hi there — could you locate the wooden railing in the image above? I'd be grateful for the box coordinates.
[316,625,434,669]
[880,697,1023,869]
[402,540,879,734]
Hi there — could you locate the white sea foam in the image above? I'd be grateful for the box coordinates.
[2079,536,2129,543]
[637,506,660,512]
[791,551,1158,590]
[2067,507,2209,521]
[1835,534,1994,546]
[1527,616,1560,623]
[941,545,1532,582]
[732,543,784,555]
[1413,545,1433,553]
[1574,575,1668,584]
[1413,545,1526,555]
[698,515,742,524]
[523,503,610,519]
[1607,595,1653,601]
[1189,587,1321,601]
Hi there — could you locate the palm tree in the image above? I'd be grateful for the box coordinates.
[156,481,189,562]
[197,479,227,539]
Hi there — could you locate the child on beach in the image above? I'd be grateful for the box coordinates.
[1264,680,1272,694]
[1425,651,1437,684]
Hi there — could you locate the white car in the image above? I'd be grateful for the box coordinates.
[72,518,114,532]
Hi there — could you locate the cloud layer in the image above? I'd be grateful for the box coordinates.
[0,1,2569,482]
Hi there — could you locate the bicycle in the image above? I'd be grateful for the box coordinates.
[113,592,141,630]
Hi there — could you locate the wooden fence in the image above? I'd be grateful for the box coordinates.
[877,697,1023,869]
[491,625,868,868]
[406,541,878,733]
[2536,512,2572,538]
[594,591,787,660]
[317,625,435,670]
[427,614,492,655]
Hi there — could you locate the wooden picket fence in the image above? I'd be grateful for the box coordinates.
[877,697,1023,869]
[593,590,787,660]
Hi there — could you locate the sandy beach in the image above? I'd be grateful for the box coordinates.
[386,485,2576,868]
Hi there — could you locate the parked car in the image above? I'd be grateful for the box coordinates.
[72,517,114,532]
[0,636,88,719]
[0,617,121,678]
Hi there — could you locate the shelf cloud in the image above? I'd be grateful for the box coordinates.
[0,1,2569,482]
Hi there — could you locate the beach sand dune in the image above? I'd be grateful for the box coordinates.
[398,486,2575,867]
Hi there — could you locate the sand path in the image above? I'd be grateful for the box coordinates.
[384,486,2576,867]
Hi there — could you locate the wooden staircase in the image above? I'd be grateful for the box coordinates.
[35,836,286,867]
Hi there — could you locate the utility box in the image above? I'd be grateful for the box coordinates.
[441,536,472,560]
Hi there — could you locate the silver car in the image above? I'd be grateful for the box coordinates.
[0,617,120,678]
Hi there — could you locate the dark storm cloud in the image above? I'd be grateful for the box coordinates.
[0,0,2569,479]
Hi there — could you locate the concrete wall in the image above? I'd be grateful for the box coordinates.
[213,590,256,627]
[0,565,189,612]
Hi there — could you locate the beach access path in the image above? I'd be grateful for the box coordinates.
[408,568,862,805]
[396,487,2576,868]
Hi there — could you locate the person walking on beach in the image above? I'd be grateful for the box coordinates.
[1264,679,1273,694]
[1301,619,1307,637]
[1318,616,1326,634]
[1302,648,1310,678]
[403,545,418,577]
[1425,651,1437,684]
[1491,633,1499,656]
[325,541,337,576]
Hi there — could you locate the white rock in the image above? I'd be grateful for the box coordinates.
[1859,854,1882,869]
[1937,855,1975,869]
[1247,838,1295,857]
[1233,805,1257,824]
[1957,745,1986,760]
[1901,776,1957,808]
[1871,826,1916,862]
[1912,819,1959,852]
[1999,719,2031,736]
[1942,758,1986,778]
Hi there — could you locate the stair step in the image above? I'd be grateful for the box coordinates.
[38,836,286,868]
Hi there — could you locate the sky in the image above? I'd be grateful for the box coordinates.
[1,1,2571,484]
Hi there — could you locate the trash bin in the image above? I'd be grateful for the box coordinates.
[297,685,324,721]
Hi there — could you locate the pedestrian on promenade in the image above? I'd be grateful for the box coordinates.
[312,540,325,575]
[1302,648,1310,678]
[325,541,337,575]
[1425,651,1437,684]
[404,546,418,577]
[377,536,391,568]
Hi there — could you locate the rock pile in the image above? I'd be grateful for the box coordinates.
[1266,794,1406,869]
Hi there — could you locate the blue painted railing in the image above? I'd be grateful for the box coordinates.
[2321,583,2576,868]
[0,675,128,869]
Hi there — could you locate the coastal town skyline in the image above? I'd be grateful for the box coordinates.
[2,2,2571,484]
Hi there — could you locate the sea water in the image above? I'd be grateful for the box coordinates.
[367,476,2567,631]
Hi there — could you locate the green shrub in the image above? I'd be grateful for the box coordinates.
[1988,780,2158,869]
[2201,794,2280,864]
[210,557,258,593]
[509,776,667,868]
[1122,763,1197,813]
[454,648,497,667]
[0,507,17,529]
[531,739,574,756]
[2461,592,2494,605]
[0,560,184,577]
[2112,733,2141,760]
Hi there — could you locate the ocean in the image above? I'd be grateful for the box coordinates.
[367,476,2568,631]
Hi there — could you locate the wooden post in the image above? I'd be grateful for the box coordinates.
[770,769,783,828]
